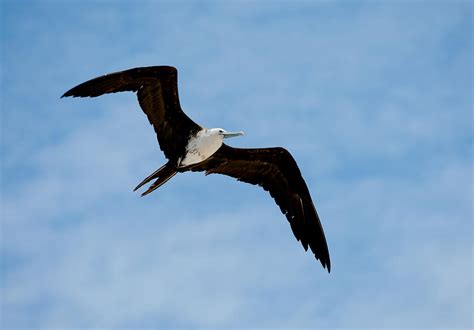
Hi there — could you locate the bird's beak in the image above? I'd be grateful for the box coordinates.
[223,131,245,138]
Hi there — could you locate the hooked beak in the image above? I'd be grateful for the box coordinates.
[223,131,245,139]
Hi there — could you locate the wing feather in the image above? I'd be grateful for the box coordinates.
[191,144,331,272]
[62,66,201,163]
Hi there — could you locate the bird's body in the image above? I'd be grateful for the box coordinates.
[180,128,243,167]
[62,66,331,272]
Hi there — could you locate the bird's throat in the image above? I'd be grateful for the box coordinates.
[180,130,223,167]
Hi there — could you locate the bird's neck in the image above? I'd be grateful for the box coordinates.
[179,129,223,167]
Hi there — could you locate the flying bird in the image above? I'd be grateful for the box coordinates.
[62,66,331,272]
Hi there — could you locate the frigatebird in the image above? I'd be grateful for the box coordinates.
[62,66,331,272]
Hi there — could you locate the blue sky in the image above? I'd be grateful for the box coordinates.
[1,1,472,329]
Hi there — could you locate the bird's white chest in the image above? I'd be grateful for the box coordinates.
[180,130,223,167]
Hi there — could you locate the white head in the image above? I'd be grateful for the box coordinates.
[207,128,245,140]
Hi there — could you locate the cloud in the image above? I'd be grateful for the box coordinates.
[2,107,471,327]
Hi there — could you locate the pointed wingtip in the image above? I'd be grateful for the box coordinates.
[62,87,85,98]
[322,258,331,273]
[61,90,73,98]
[315,253,331,273]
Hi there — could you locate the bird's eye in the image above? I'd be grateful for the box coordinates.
[219,130,224,133]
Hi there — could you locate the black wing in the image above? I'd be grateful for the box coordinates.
[189,144,331,272]
[62,66,201,163]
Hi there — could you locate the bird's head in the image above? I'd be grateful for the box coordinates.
[209,128,245,140]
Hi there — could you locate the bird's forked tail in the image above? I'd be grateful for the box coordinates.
[134,162,177,197]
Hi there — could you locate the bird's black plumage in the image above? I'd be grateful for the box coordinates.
[188,144,330,271]
[62,66,201,164]
[62,66,331,272]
